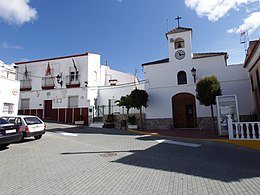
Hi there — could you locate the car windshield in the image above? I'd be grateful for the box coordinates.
[0,118,9,124]
[24,117,42,125]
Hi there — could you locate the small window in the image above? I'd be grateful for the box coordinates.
[109,79,117,86]
[68,96,78,108]
[175,38,185,49]
[70,71,79,82]
[21,99,30,109]
[177,71,187,85]
[2,103,14,114]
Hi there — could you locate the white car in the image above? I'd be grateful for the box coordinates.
[2,115,46,140]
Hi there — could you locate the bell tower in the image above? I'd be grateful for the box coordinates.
[166,23,193,62]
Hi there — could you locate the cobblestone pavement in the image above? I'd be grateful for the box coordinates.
[0,123,260,195]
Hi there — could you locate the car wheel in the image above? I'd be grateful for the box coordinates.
[21,133,25,140]
[34,135,42,140]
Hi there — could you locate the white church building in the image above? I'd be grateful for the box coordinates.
[142,27,254,130]
[14,52,142,125]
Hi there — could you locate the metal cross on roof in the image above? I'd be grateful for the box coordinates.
[175,16,182,28]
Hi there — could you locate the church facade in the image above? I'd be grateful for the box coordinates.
[142,27,253,130]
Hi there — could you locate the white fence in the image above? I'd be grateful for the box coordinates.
[227,115,260,140]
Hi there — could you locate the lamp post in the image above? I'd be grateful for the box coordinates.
[191,67,197,83]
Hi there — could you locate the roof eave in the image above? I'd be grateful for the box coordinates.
[15,52,89,65]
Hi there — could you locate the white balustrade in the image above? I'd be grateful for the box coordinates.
[227,115,260,140]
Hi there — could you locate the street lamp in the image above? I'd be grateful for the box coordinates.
[191,67,197,83]
[56,73,63,87]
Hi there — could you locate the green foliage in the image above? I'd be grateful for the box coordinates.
[115,95,131,114]
[196,76,222,106]
[129,89,149,110]
[127,115,137,125]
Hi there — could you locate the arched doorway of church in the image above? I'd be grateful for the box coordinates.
[172,93,197,128]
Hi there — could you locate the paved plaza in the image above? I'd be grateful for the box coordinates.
[0,123,260,195]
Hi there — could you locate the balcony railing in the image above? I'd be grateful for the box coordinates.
[227,115,260,140]
[20,79,32,91]
[42,77,55,90]
[66,74,80,88]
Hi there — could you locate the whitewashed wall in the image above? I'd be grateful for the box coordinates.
[15,53,143,119]
[17,54,91,110]
[0,64,20,116]
[97,66,143,107]
[143,57,253,119]
[167,30,192,62]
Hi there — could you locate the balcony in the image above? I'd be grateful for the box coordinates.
[42,77,55,90]
[66,74,80,88]
[20,79,32,91]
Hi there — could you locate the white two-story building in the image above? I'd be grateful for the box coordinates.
[15,52,141,125]
[0,61,20,116]
[142,27,253,130]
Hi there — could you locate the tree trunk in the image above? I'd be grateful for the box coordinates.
[139,107,143,130]
[210,104,216,133]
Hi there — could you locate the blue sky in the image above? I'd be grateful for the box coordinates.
[0,0,259,78]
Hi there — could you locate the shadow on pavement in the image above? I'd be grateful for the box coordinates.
[112,140,260,182]
[14,138,35,144]
[0,145,9,151]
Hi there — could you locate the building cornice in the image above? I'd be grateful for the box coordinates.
[142,58,169,66]
[244,39,260,70]
[14,52,90,65]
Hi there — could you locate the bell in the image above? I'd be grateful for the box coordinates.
[177,42,182,48]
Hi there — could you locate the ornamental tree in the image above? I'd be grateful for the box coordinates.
[196,76,222,132]
[129,89,149,130]
[115,95,132,114]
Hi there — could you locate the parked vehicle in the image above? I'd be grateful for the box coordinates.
[0,117,22,148]
[2,115,46,140]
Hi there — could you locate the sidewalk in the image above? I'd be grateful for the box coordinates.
[128,128,260,150]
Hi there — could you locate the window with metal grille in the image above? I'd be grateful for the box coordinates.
[68,96,78,108]
[21,99,30,109]
[2,103,14,114]
[177,71,187,85]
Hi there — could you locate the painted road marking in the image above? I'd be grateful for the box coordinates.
[156,139,201,147]
[138,134,152,138]
[57,131,78,137]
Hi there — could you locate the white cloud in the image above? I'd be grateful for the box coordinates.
[2,42,23,49]
[184,0,259,22]
[0,0,37,25]
[227,11,260,34]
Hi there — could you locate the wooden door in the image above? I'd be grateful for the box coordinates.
[172,93,197,128]
[44,100,52,119]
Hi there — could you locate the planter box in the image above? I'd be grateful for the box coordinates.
[75,121,85,125]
